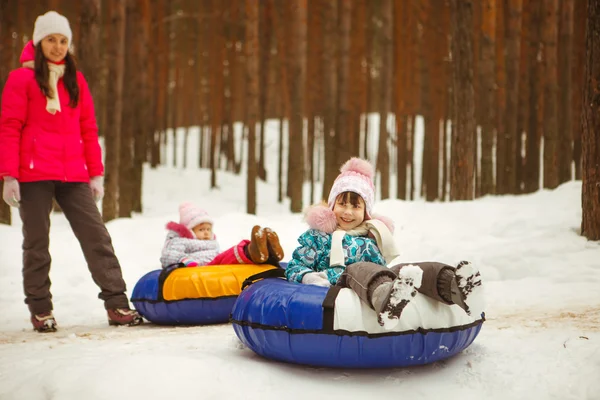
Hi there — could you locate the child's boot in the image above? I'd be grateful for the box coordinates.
[452,261,484,317]
[264,228,284,261]
[31,311,57,333]
[247,225,269,263]
[372,265,423,330]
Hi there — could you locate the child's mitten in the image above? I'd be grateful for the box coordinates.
[180,257,199,267]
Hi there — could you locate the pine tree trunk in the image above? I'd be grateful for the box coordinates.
[450,0,476,201]
[289,0,306,213]
[479,0,496,196]
[394,0,408,200]
[516,3,531,193]
[542,0,559,189]
[336,0,352,167]
[495,0,507,194]
[103,0,127,222]
[505,0,523,194]
[524,1,544,193]
[118,0,139,219]
[132,0,152,213]
[257,0,271,182]
[572,0,587,180]
[245,0,259,214]
[79,0,100,95]
[558,0,574,184]
[378,0,392,200]
[581,0,600,240]
[322,0,338,200]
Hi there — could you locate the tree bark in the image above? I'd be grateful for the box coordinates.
[581,0,600,240]
[572,0,587,180]
[504,0,523,194]
[542,0,559,189]
[289,0,307,213]
[558,0,574,184]
[479,0,496,196]
[524,1,544,193]
[377,0,392,200]
[450,0,476,201]
[245,0,259,214]
[102,0,127,222]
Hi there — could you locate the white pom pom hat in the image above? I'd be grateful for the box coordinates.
[327,157,376,218]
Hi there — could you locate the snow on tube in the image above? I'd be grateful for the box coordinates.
[231,276,484,368]
[131,264,279,325]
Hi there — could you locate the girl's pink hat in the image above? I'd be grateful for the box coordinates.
[327,157,375,218]
[179,202,213,230]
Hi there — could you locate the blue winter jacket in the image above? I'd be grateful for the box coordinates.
[285,229,386,285]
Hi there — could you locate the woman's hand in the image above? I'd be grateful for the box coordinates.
[89,176,104,202]
[2,177,20,208]
[301,271,331,287]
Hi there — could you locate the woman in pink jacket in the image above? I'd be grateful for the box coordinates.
[0,11,142,332]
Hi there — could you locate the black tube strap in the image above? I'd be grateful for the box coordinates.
[241,268,287,290]
[321,285,342,332]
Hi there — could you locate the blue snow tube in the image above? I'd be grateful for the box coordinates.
[231,277,484,368]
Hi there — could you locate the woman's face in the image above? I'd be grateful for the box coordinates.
[40,34,69,62]
[333,195,365,231]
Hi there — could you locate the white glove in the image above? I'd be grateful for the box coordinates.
[2,177,20,208]
[301,271,331,287]
[89,176,104,202]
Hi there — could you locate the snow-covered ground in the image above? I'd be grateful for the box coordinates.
[0,121,599,400]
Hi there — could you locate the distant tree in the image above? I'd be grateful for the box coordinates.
[542,0,559,189]
[245,0,259,214]
[572,0,587,180]
[288,0,307,213]
[103,0,127,222]
[479,0,496,196]
[377,0,392,200]
[450,0,476,201]
[581,0,600,240]
[558,0,574,184]
[524,0,544,194]
[504,0,523,194]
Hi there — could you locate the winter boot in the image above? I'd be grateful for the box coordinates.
[264,228,284,261]
[373,265,423,330]
[31,312,57,333]
[452,261,485,317]
[247,225,269,264]
[107,308,143,326]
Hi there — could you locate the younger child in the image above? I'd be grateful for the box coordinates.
[285,158,484,330]
[160,202,284,268]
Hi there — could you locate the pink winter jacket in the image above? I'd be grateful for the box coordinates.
[0,41,103,182]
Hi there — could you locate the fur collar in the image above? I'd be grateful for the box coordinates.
[166,221,194,239]
[304,203,395,234]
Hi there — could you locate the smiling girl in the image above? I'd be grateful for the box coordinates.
[285,158,484,330]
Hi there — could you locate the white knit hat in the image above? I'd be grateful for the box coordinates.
[327,158,376,218]
[33,11,72,47]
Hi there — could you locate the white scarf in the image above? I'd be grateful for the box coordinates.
[329,219,400,268]
[46,63,65,114]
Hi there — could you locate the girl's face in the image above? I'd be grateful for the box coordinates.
[192,223,213,240]
[333,193,366,231]
[40,34,69,63]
